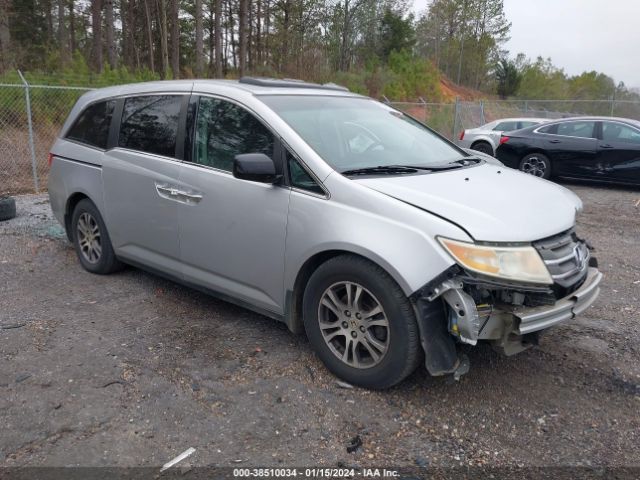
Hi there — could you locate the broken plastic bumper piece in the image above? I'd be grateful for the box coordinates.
[508,267,602,335]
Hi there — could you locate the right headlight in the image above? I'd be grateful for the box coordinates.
[438,237,553,285]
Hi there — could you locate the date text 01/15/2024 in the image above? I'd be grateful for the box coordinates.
[232,468,400,478]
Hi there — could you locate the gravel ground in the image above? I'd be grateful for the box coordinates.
[1,183,639,473]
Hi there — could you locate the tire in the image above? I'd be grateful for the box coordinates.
[71,199,123,274]
[303,255,421,389]
[519,153,551,179]
[471,141,494,156]
[0,196,17,221]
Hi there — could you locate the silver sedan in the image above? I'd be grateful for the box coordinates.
[457,117,548,156]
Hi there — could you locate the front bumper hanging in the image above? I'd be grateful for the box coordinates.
[415,266,603,376]
[509,268,602,335]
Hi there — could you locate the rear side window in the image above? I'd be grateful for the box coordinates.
[520,121,540,128]
[537,124,557,134]
[493,121,518,131]
[119,95,182,157]
[556,121,595,139]
[193,97,275,172]
[66,100,115,149]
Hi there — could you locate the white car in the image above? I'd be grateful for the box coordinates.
[457,117,548,156]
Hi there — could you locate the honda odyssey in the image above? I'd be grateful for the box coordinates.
[48,78,602,389]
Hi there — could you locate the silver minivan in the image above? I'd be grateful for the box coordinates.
[48,78,602,389]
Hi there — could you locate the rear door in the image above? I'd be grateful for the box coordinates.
[538,120,598,178]
[596,121,640,184]
[177,95,291,315]
[102,93,189,278]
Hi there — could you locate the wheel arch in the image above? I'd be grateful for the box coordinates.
[64,191,98,242]
[284,249,411,334]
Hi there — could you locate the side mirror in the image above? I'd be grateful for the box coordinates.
[233,153,281,184]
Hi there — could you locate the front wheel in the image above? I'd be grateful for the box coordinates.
[519,153,551,179]
[303,255,421,389]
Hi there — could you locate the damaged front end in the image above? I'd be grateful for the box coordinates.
[413,230,603,377]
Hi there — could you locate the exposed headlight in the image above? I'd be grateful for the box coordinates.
[438,238,553,285]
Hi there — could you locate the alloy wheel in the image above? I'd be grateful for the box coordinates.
[76,212,102,264]
[317,281,390,369]
[521,156,547,177]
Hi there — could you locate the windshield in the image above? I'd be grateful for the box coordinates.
[260,95,468,172]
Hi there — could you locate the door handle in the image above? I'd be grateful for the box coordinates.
[549,139,561,144]
[155,183,179,197]
[599,143,614,149]
[155,182,203,204]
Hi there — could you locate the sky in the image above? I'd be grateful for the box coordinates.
[411,0,640,88]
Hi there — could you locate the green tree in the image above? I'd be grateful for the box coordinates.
[378,6,415,62]
[494,57,520,98]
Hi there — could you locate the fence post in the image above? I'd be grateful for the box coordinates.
[419,97,427,122]
[479,100,485,125]
[610,97,615,117]
[18,70,39,193]
[452,96,460,140]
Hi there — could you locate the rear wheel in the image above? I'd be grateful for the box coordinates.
[519,153,551,179]
[71,199,123,274]
[471,141,494,156]
[303,255,421,389]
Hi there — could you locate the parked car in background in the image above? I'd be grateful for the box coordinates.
[48,78,601,389]
[496,116,640,185]
[457,117,548,156]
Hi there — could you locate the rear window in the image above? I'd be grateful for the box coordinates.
[118,95,183,157]
[66,100,116,149]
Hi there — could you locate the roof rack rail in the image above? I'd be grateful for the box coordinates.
[239,76,349,92]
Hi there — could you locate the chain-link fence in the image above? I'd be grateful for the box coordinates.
[2,74,640,195]
[0,72,91,195]
[389,98,640,143]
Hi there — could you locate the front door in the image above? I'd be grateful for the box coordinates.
[596,121,640,184]
[177,96,291,314]
[102,94,187,278]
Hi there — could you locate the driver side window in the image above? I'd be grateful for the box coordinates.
[193,97,275,172]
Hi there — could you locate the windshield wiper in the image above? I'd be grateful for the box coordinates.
[341,165,421,176]
[447,157,482,166]
[341,159,482,176]
[414,158,482,171]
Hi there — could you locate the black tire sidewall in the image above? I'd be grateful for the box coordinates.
[519,153,552,179]
[303,256,420,389]
[472,142,494,156]
[71,199,120,274]
[0,196,17,221]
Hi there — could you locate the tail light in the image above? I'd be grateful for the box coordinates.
[459,130,465,141]
[48,152,54,167]
[499,135,510,146]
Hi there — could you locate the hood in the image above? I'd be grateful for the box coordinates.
[355,164,582,242]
